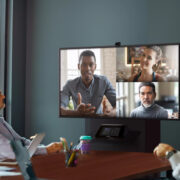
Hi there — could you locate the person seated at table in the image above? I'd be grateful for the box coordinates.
[154,143,180,180]
[129,46,166,82]
[0,90,63,160]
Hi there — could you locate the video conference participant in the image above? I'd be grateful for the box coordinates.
[0,91,63,160]
[60,50,116,117]
[154,143,180,180]
[130,82,168,119]
[129,46,165,82]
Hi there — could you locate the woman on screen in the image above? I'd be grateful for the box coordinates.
[129,46,166,82]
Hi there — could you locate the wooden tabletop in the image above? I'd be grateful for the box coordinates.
[0,151,171,180]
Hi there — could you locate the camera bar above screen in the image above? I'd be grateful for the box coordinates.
[59,43,179,120]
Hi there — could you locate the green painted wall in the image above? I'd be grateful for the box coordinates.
[11,0,26,136]
[147,0,180,149]
[11,0,180,147]
[147,0,180,43]
[161,121,180,150]
[25,0,148,144]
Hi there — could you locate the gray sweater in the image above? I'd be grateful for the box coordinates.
[130,103,168,119]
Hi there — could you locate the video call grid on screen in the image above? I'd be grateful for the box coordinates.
[59,44,179,120]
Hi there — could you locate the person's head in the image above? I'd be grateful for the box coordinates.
[139,82,156,108]
[140,46,162,71]
[78,50,97,86]
[0,91,5,110]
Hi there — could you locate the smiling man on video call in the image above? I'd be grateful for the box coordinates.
[60,50,116,117]
[130,82,168,119]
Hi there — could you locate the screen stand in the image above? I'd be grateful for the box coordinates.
[85,118,160,152]
[10,140,47,180]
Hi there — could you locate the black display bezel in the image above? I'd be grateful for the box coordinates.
[59,43,180,120]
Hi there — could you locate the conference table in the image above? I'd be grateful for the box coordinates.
[0,151,171,180]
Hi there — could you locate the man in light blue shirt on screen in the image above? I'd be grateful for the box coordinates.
[60,50,116,117]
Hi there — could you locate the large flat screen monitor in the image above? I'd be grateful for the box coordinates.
[59,43,179,120]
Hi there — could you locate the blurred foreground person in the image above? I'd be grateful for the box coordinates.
[154,143,180,180]
[0,90,63,160]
